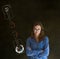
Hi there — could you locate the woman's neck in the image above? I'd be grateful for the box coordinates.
[35,36,39,42]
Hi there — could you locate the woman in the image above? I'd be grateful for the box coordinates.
[26,21,50,59]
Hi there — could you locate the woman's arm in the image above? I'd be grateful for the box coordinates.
[26,38,38,56]
[38,36,50,57]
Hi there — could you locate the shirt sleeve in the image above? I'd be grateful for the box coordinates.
[38,36,50,57]
[26,37,38,56]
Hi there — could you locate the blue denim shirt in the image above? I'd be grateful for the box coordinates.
[26,36,49,59]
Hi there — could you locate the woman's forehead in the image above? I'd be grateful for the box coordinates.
[33,25,41,30]
[34,25,41,28]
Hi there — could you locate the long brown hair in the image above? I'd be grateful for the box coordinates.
[31,21,45,41]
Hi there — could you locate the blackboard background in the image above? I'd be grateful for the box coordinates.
[0,0,60,59]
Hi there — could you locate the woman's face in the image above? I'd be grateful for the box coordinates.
[33,25,41,37]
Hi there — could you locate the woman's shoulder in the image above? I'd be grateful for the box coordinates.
[44,36,49,39]
[26,37,32,41]
[43,36,49,42]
